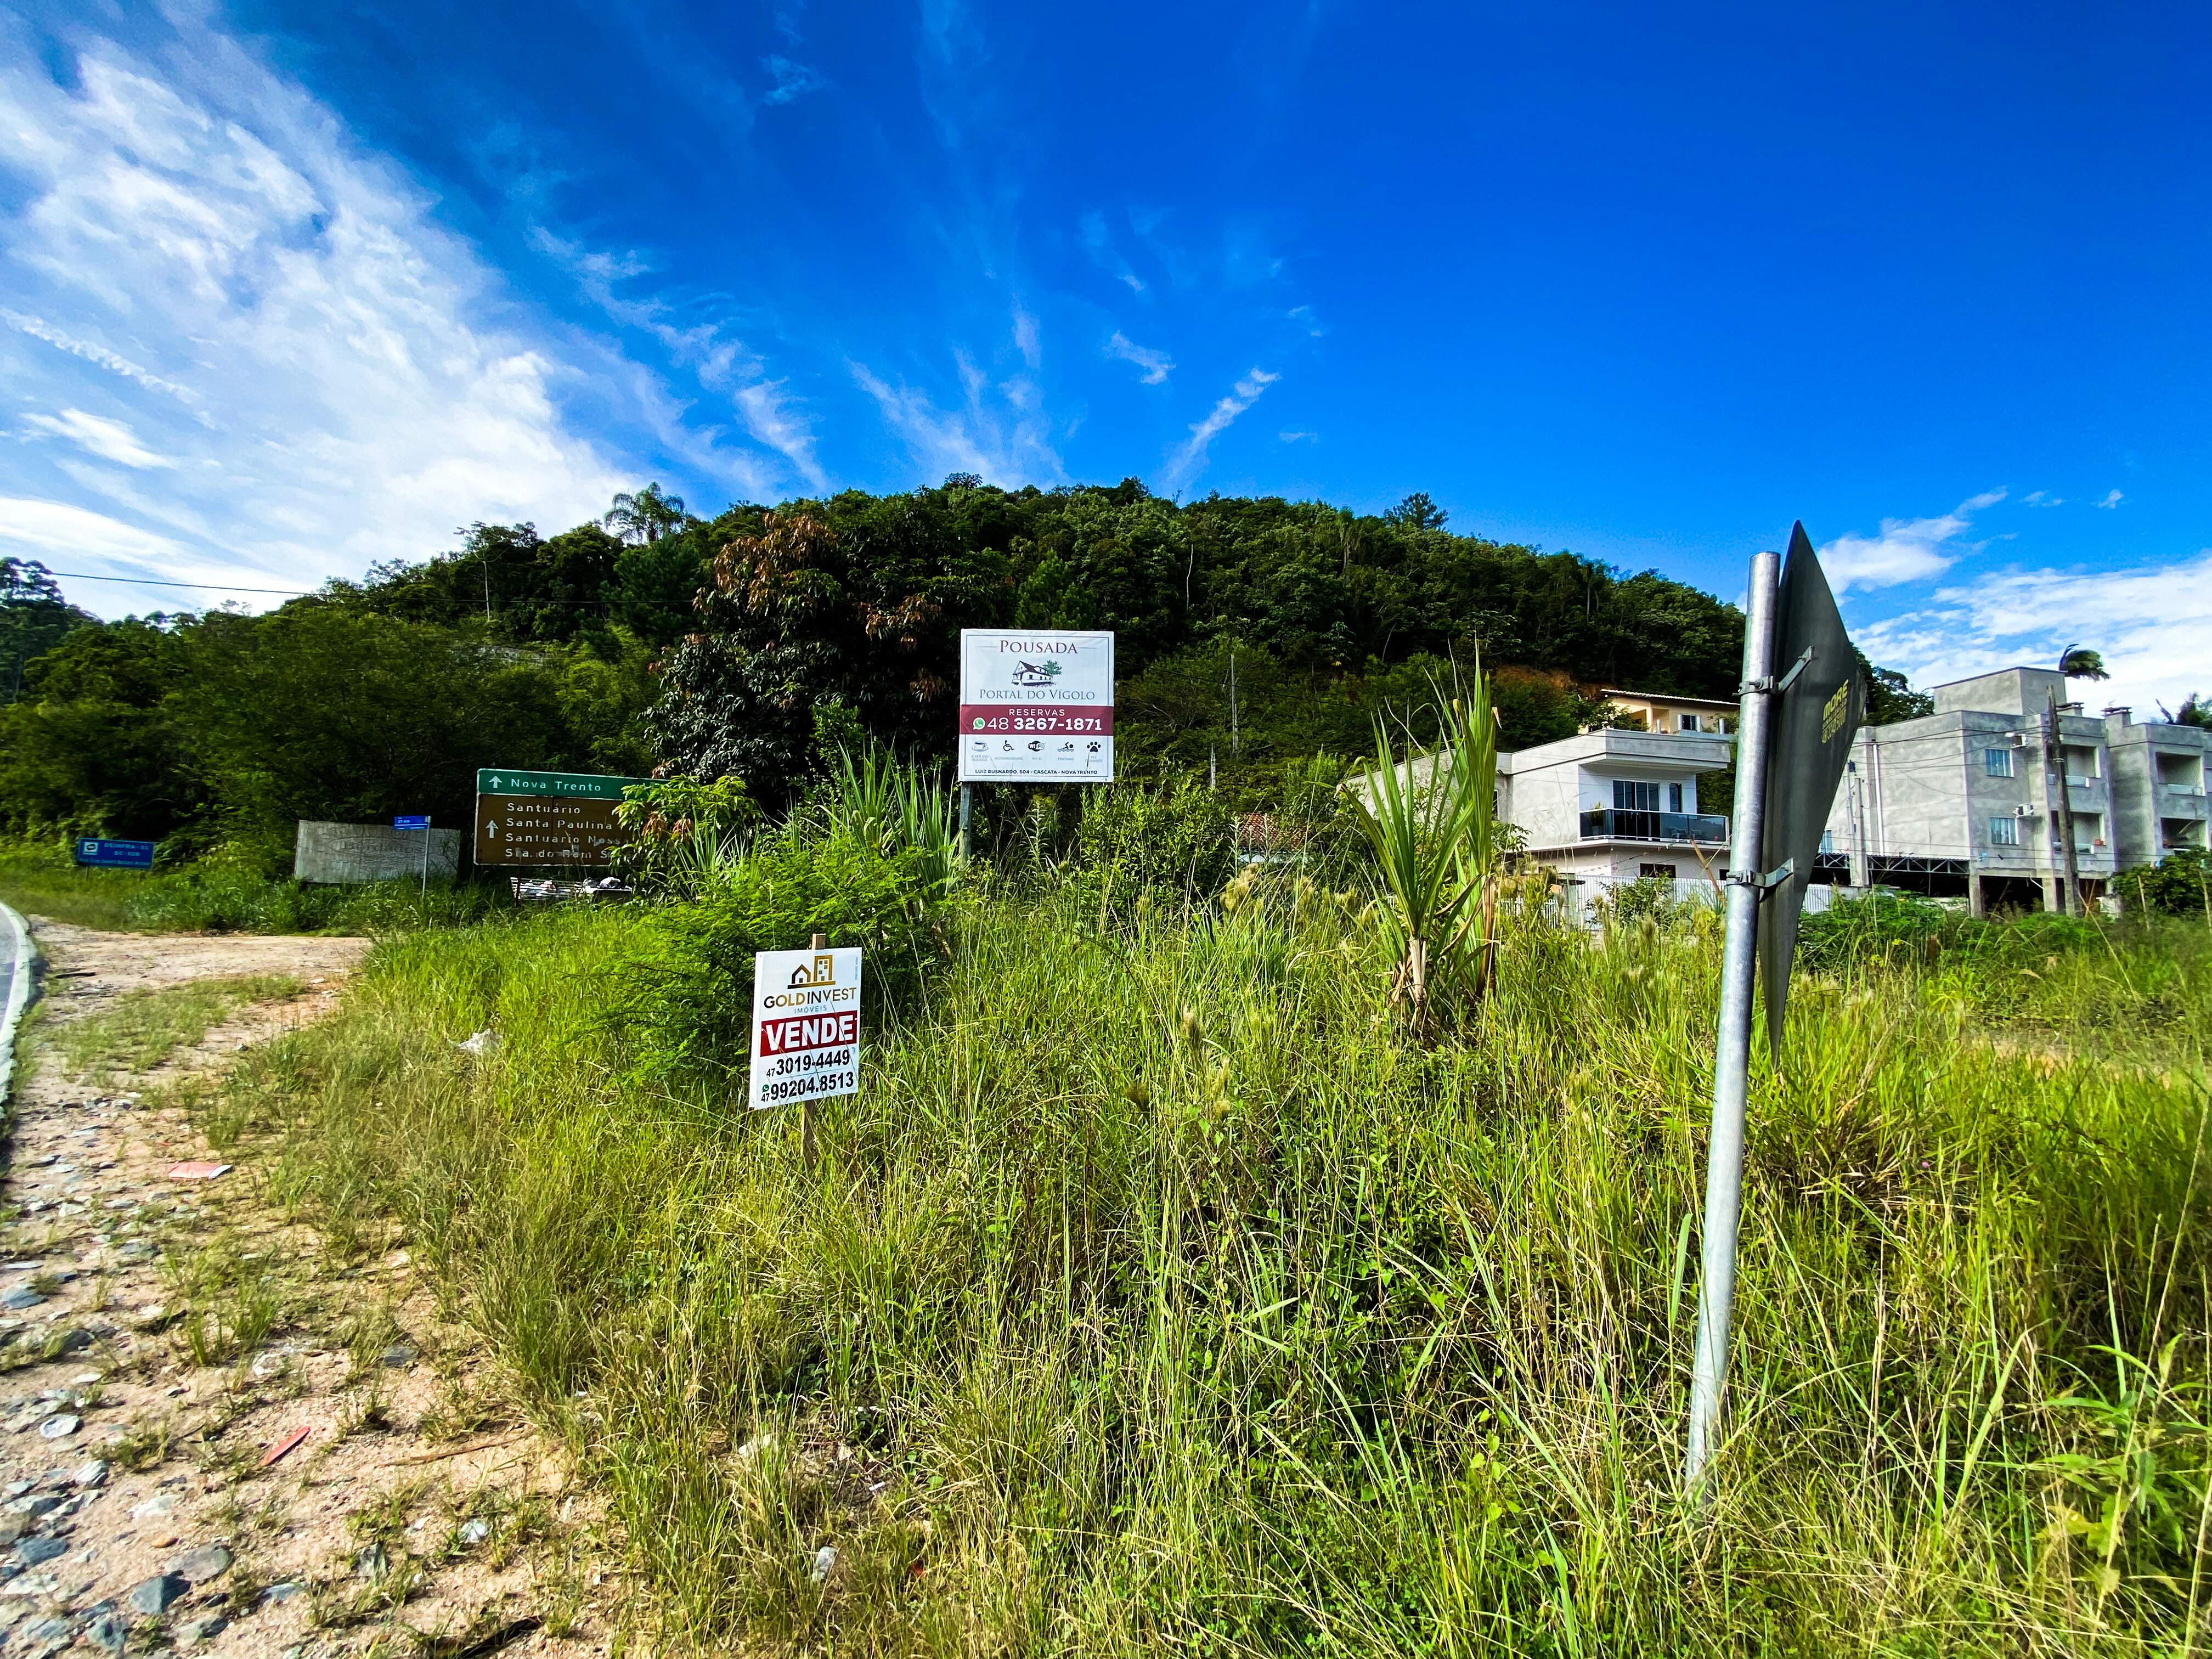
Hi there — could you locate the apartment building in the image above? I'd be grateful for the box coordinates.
[1819,666,2211,911]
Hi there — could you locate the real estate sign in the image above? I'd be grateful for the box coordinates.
[956,629,1115,783]
[748,946,863,1110]
[472,768,647,867]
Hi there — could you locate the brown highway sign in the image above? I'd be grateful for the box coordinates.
[473,792,629,867]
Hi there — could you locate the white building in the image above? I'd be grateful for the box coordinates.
[1498,725,1734,913]
[1819,666,2211,912]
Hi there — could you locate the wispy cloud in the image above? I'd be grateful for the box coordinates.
[1818,488,2005,593]
[2097,488,2124,509]
[1279,430,1316,443]
[1012,308,1041,370]
[0,495,195,570]
[531,226,822,492]
[2023,489,2063,507]
[1104,330,1172,385]
[1081,211,1146,295]
[849,357,1062,488]
[762,55,826,105]
[1164,367,1277,490]
[21,409,173,470]
[0,15,637,605]
[1854,549,2212,719]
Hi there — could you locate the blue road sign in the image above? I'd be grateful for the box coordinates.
[74,838,156,870]
[393,815,431,831]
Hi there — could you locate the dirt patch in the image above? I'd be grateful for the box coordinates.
[0,922,617,1658]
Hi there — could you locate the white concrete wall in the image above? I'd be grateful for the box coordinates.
[295,821,462,884]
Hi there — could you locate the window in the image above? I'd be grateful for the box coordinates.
[2074,813,2103,848]
[1613,780,1660,812]
[1668,782,1684,812]
[1989,816,2019,848]
[1984,748,2015,778]
[1639,863,1678,879]
[1679,714,1701,733]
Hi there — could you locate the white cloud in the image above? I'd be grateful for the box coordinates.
[2023,489,2063,507]
[762,56,826,105]
[1081,211,1146,295]
[1853,549,2212,719]
[0,495,194,568]
[1103,330,1173,385]
[1163,367,1277,489]
[2,309,200,408]
[1818,488,2005,593]
[2097,489,2124,509]
[529,226,819,493]
[849,359,1063,488]
[1279,430,1317,443]
[21,409,173,470]
[0,16,656,610]
[1012,307,1041,369]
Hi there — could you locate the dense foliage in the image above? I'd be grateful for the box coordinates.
[1,476,1950,857]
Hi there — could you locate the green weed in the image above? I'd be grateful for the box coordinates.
[51,974,301,1079]
[217,876,2212,1654]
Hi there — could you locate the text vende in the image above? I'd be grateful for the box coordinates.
[758,1010,860,1056]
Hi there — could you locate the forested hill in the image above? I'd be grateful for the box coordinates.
[0,477,1921,851]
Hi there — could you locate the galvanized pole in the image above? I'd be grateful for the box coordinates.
[421,820,430,900]
[960,785,973,862]
[1683,549,1781,1500]
[802,931,825,1173]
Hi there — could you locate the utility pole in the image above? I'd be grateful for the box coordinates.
[1228,646,1240,760]
[1846,759,1870,889]
[2042,690,2082,916]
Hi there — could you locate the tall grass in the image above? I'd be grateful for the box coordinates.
[0,838,515,933]
[220,876,2211,1654]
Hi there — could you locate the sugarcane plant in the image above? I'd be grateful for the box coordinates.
[1348,658,1503,1031]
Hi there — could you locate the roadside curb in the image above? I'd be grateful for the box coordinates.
[0,902,40,1111]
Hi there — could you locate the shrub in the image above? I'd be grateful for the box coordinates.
[613,825,951,1093]
[2117,847,2212,918]
[1074,773,1235,910]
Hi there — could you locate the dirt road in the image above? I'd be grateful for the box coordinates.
[0,920,613,1658]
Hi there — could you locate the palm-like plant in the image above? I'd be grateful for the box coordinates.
[1348,661,1503,1029]
[603,482,689,545]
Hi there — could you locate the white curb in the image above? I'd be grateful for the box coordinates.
[0,903,39,1108]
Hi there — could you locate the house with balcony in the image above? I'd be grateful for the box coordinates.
[1816,665,2211,912]
[1497,725,1734,913]
[1593,687,1737,737]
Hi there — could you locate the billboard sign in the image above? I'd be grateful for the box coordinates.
[956,629,1114,783]
[748,946,863,1111]
[473,768,648,867]
[74,838,155,870]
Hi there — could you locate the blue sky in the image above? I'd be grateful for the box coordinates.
[3,1,2209,714]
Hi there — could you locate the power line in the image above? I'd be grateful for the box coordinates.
[48,572,313,595]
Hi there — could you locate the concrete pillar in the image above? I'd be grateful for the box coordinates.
[1967,867,1985,918]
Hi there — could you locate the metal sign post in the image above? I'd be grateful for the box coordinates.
[1684,523,1865,1502]
[1683,549,1781,1499]
[394,815,431,897]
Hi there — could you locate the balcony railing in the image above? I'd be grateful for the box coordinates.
[1581,808,1729,844]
